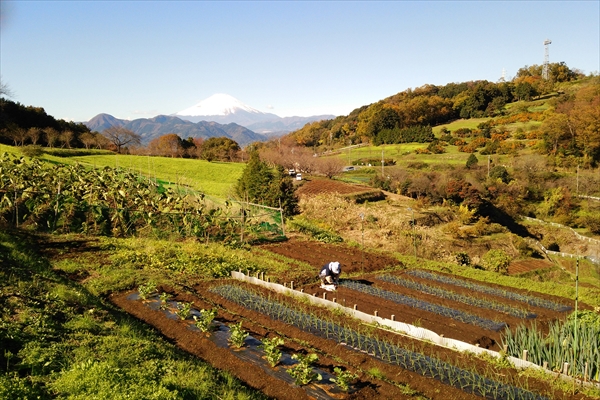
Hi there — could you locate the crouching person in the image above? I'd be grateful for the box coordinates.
[320,261,341,290]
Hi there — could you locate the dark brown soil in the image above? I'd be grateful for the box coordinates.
[111,277,593,400]
[296,178,378,197]
[259,239,576,349]
[508,259,553,275]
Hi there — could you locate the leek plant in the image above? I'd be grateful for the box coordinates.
[502,311,599,381]
[211,284,548,399]
[406,270,571,311]
[340,280,506,331]
[379,275,533,318]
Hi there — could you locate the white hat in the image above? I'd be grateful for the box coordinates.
[330,262,340,274]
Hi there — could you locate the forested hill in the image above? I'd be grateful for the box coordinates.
[281,62,599,165]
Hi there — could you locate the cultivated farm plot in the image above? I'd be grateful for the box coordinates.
[109,237,600,399]
[259,239,575,350]
[113,274,590,400]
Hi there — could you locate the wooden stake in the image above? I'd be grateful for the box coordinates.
[522,349,528,361]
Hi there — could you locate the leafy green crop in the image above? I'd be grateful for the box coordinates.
[0,153,245,242]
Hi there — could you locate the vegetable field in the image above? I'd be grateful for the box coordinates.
[105,237,600,400]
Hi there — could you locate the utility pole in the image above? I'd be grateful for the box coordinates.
[360,213,365,274]
[576,164,579,195]
[408,207,417,260]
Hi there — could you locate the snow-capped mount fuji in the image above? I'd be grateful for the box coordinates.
[174,93,279,126]
[174,93,335,136]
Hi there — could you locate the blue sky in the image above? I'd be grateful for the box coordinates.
[1,1,599,122]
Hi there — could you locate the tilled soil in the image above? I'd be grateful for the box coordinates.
[111,279,592,400]
[259,238,577,348]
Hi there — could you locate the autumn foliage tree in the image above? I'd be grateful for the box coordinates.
[148,133,185,157]
[541,77,600,166]
[201,137,240,162]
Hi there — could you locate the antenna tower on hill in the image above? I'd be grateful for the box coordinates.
[499,68,506,82]
[542,39,552,80]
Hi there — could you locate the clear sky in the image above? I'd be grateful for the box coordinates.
[1,1,598,122]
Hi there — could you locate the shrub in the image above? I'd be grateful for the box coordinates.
[193,309,217,332]
[480,249,511,274]
[20,145,44,158]
[137,281,157,300]
[175,302,193,320]
[331,367,358,392]
[455,251,471,266]
[466,153,478,169]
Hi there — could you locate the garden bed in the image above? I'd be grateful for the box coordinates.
[111,279,594,400]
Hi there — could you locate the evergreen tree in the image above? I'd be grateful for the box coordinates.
[466,153,478,169]
[235,152,298,217]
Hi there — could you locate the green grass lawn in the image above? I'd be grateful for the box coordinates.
[432,118,489,134]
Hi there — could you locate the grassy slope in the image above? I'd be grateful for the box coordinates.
[0,144,244,199]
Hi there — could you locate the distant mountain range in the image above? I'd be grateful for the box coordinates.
[85,114,266,147]
[85,94,334,146]
[173,94,334,135]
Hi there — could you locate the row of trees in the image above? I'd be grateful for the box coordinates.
[0,98,98,149]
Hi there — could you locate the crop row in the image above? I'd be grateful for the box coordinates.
[378,274,535,319]
[340,280,506,331]
[501,314,600,381]
[211,284,547,400]
[405,270,571,312]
